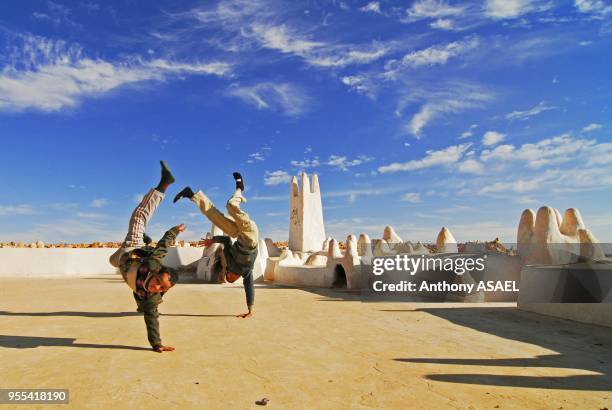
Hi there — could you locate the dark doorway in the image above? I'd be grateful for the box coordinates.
[332,264,347,288]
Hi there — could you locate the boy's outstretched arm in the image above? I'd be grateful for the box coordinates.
[238,271,254,318]
[135,294,175,352]
[150,224,186,262]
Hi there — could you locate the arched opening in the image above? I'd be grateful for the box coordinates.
[332,264,347,288]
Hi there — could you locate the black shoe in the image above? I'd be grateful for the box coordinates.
[233,172,245,191]
[160,160,175,185]
[173,186,195,203]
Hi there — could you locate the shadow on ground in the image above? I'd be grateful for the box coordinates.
[0,335,152,351]
[389,306,612,391]
[0,311,235,318]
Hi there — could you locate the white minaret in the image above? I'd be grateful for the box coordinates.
[288,172,326,252]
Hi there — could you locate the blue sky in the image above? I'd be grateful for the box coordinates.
[1,0,611,244]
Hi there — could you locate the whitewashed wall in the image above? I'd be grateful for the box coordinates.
[0,248,203,277]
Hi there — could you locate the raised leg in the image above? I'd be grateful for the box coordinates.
[191,190,239,237]
[109,188,164,267]
[226,191,259,248]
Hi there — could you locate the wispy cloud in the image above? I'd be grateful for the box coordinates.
[76,212,111,219]
[249,23,322,54]
[505,101,557,120]
[398,84,493,137]
[401,192,421,203]
[290,158,320,169]
[89,198,109,208]
[574,0,612,17]
[384,37,479,77]
[32,1,79,27]
[225,82,310,116]
[403,0,466,23]
[378,143,471,173]
[0,204,38,217]
[0,34,232,112]
[359,2,383,14]
[582,122,603,132]
[187,1,392,68]
[485,0,551,19]
[480,133,612,169]
[459,124,478,139]
[326,155,374,171]
[430,18,456,30]
[264,170,292,186]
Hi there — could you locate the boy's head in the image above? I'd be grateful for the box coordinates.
[145,267,178,293]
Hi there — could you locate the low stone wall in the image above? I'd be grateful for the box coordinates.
[519,303,612,328]
[0,248,204,277]
[517,262,612,328]
[273,264,336,288]
[267,252,522,302]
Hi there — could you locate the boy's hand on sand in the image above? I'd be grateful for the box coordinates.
[153,345,175,353]
[176,224,186,233]
[198,239,214,247]
[237,311,253,319]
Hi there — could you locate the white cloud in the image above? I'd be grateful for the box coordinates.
[480,133,606,169]
[243,21,390,68]
[378,143,471,173]
[457,158,484,174]
[326,155,374,171]
[575,0,612,16]
[401,192,421,203]
[0,204,38,217]
[248,152,265,163]
[0,35,231,112]
[430,18,455,29]
[485,0,549,19]
[405,87,491,137]
[291,158,321,169]
[250,23,322,54]
[505,101,557,120]
[389,37,479,70]
[225,82,310,116]
[145,59,232,76]
[404,0,466,22]
[264,170,292,186]
[89,198,109,208]
[359,2,382,14]
[482,131,505,146]
[32,1,79,27]
[459,124,478,139]
[340,75,376,99]
[188,1,392,69]
[582,123,603,132]
[76,212,110,219]
[305,43,390,68]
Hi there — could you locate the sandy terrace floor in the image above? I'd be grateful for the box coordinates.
[0,275,611,409]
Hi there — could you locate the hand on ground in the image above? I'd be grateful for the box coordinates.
[237,311,253,319]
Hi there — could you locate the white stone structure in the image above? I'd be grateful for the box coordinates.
[289,173,326,252]
[517,206,604,265]
[436,227,458,253]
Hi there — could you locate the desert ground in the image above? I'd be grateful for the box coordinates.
[1,276,611,409]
